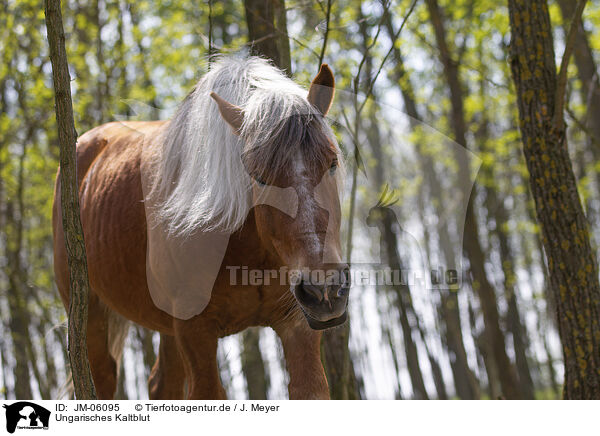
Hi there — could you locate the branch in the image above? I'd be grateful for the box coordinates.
[317,0,332,69]
[358,0,418,114]
[554,0,588,131]
[208,0,215,63]
[566,105,600,146]
[353,4,387,99]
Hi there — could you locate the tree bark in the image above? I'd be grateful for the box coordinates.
[508,0,600,399]
[320,324,360,400]
[240,328,270,399]
[45,0,97,399]
[243,0,291,75]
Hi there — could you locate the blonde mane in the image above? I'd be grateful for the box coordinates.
[151,55,342,236]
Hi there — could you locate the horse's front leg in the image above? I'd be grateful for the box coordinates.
[148,333,187,399]
[173,319,227,399]
[275,320,330,399]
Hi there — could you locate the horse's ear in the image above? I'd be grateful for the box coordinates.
[307,64,335,115]
[210,92,244,135]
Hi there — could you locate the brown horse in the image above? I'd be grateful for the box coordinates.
[53,56,350,400]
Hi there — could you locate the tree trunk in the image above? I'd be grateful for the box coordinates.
[318,2,360,400]
[425,0,522,399]
[5,140,33,399]
[508,0,600,399]
[243,0,291,75]
[0,49,32,400]
[468,299,501,398]
[556,0,600,145]
[475,64,536,399]
[556,0,600,228]
[45,0,97,400]
[321,324,360,400]
[487,187,536,399]
[240,328,270,399]
[365,103,429,399]
[136,327,157,381]
[382,9,480,399]
[240,1,293,400]
[6,282,32,399]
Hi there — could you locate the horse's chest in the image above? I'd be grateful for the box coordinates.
[209,282,287,336]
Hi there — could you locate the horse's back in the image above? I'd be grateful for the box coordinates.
[52,120,174,333]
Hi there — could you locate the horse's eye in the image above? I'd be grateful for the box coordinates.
[253,175,267,186]
[329,160,338,175]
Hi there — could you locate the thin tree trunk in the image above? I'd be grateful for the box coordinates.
[475,65,536,399]
[540,318,560,396]
[243,0,291,75]
[557,0,600,232]
[425,0,522,399]
[557,0,600,145]
[5,148,33,399]
[240,2,291,399]
[382,318,403,399]
[15,73,58,400]
[320,324,360,400]
[314,1,360,400]
[468,299,501,398]
[114,359,127,400]
[37,321,59,398]
[6,278,32,399]
[487,187,536,399]
[0,42,31,400]
[365,98,429,399]
[382,9,480,399]
[366,142,430,398]
[241,328,269,400]
[45,0,97,399]
[508,0,600,399]
[322,149,360,399]
[136,327,157,381]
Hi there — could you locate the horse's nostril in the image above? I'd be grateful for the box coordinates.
[299,281,324,302]
[337,284,349,298]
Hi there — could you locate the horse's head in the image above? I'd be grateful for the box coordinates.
[210,64,350,330]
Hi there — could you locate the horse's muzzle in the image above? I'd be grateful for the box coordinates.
[300,306,348,330]
[292,266,350,330]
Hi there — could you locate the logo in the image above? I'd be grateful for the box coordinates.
[2,402,50,433]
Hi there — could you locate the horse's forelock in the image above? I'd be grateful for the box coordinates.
[242,112,338,183]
